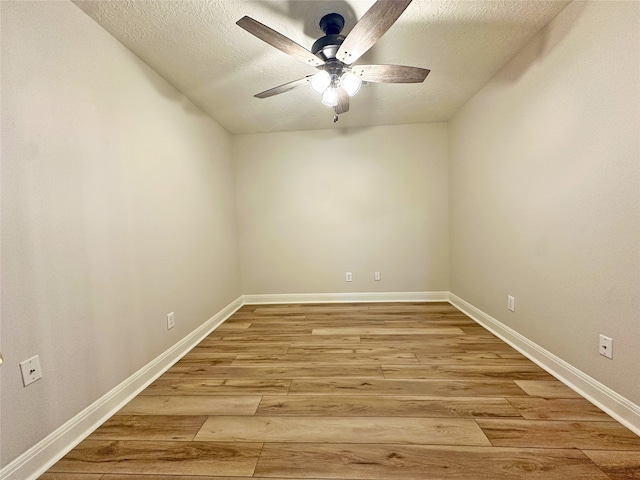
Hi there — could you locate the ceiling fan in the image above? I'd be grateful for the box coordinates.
[237,0,430,122]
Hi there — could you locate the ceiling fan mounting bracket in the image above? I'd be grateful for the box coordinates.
[319,13,345,35]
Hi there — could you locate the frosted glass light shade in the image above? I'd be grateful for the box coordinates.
[340,71,362,96]
[310,70,331,94]
[321,87,338,107]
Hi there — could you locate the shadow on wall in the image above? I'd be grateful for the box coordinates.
[495,1,585,84]
[133,60,212,119]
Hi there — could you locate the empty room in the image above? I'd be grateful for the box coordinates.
[1,0,639,479]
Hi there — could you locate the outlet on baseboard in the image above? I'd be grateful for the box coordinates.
[167,312,175,330]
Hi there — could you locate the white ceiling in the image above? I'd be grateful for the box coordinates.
[73,0,569,135]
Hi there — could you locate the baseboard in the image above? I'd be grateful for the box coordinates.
[242,291,450,304]
[6,291,638,479]
[448,293,640,436]
[0,296,244,480]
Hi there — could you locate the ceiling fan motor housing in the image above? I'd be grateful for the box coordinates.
[312,13,346,62]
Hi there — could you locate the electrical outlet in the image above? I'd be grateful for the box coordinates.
[507,295,515,312]
[345,272,352,282]
[598,334,613,359]
[167,312,175,330]
[19,355,42,387]
[374,271,381,281]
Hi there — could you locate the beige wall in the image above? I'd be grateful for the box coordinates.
[1,1,240,466]
[233,124,450,295]
[449,1,639,403]
[3,0,639,472]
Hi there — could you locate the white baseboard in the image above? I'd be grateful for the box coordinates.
[0,296,243,480]
[242,291,450,304]
[449,293,640,436]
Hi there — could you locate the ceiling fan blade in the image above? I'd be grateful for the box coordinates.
[255,76,312,99]
[336,0,413,65]
[353,64,430,83]
[237,16,324,67]
[334,88,350,115]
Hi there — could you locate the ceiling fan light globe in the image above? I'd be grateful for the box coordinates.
[310,70,331,94]
[321,87,339,107]
[340,71,362,96]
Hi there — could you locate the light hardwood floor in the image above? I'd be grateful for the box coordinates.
[42,303,640,479]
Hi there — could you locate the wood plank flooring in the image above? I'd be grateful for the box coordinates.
[42,302,640,479]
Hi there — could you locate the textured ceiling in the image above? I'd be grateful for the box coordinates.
[73,0,569,134]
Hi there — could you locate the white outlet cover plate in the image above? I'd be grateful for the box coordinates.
[598,334,613,359]
[19,355,42,387]
[507,295,515,312]
[346,272,352,282]
[167,312,175,330]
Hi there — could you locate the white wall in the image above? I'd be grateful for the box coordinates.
[449,1,639,404]
[1,1,240,466]
[234,124,449,295]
